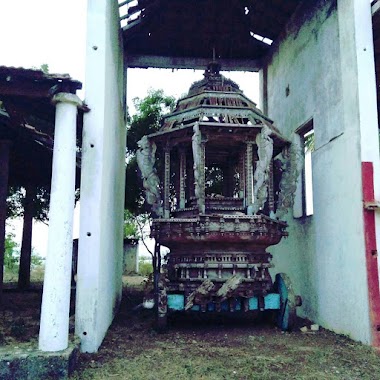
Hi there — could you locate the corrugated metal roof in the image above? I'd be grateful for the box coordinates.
[119,0,302,68]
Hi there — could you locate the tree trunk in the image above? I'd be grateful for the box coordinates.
[0,141,11,305]
[18,185,35,290]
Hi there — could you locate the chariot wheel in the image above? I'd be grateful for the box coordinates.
[274,273,297,331]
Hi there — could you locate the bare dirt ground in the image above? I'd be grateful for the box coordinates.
[2,276,380,380]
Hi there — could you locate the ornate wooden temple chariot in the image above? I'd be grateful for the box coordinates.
[137,62,301,330]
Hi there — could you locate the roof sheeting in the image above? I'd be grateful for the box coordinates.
[120,0,301,69]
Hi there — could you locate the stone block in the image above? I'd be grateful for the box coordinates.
[0,338,79,380]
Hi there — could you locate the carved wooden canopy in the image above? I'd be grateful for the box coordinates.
[138,64,292,220]
[149,62,288,154]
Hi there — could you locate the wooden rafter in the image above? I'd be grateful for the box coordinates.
[373,0,380,17]
[121,0,302,65]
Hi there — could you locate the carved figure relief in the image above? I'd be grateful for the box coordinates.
[136,136,163,216]
[192,122,205,213]
[276,144,302,219]
[252,125,273,214]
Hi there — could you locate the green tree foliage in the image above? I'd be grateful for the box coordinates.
[127,89,175,155]
[40,63,49,74]
[6,187,24,219]
[304,131,315,153]
[138,259,153,277]
[124,210,139,238]
[6,186,50,223]
[31,63,49,74]
[205,166,224,196]
[4,232,19,270]
[123,211,154,257]
[125,156,143,215]
[3,232,43,271]
[125,89,175,215]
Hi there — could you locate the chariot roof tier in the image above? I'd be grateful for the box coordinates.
[147,62,289,152]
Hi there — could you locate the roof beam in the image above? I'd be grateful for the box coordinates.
[126,55,262,72]
[119,0,135,8]
[0,81,55,98]
[122,17,142,29]
[120,5,141,21]
[373,0,380,16]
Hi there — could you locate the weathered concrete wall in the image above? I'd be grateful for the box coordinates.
[123,239,139,274]
[265,0,378,344]
[75,0,126,353]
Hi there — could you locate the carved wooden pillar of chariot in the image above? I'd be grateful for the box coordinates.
[179,147,187,209]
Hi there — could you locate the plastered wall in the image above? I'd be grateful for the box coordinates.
[75,0,126,353]
[265,0,374,343]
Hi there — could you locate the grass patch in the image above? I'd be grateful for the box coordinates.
[70,285,380,380]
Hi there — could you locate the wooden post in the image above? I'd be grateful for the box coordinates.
[239,151,246,203]
[163,145,171,218]
[179,148,186,209]
[0,140,11,305]
[187,156,194,200]
[225,163,235,197]
[18,184,35,290]
[245,141,254,211]
[199,140,206,213]
[268,161,275,213]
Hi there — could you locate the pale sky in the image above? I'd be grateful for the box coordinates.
[0,1,87,84]
[0,0,259,104]
[1,0,260,256]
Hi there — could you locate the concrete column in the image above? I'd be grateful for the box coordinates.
[259,67,268,115]
[76,0,126,353]
[39,93,81,352]
[0,140,11,304]
[163,145,171,218]
[179,148,186,209]
[337,0,380,346]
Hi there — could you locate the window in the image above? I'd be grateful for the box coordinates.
[303,129,314,216]
[294,120,314,217]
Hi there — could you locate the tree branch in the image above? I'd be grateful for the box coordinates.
[134,215,154,257]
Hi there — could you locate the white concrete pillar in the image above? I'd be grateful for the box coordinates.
[259,67,268,115]
[338,0,380,347]
[76,0,126,353]
[39,93,82,352]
